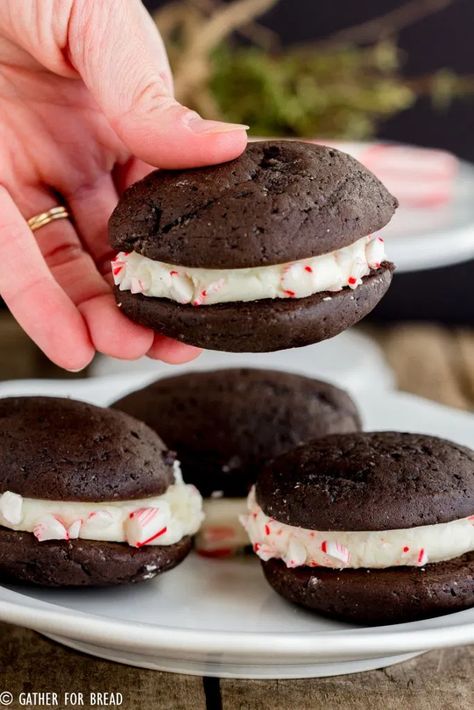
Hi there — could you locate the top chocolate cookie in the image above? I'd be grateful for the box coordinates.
[0,397,175,502]
[256,431,474,530]
[109,141,398,268]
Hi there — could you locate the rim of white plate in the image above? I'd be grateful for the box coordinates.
[0,590,473,659]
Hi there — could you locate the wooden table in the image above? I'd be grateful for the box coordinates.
[0,316,473,709]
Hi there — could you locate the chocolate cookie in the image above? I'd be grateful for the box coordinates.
[110,141,397,352]
[256,431,474,530]
[112,368,361,557]
[110,141,398,268]
[0,528,192,587]
[112,369,361,497]
[0,397,203,587]
[115,266,393,352]
[242,431,474,625]
[262,553,474,625]
[0,396,174,501]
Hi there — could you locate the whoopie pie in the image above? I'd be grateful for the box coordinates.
[242,431,474,625]
[0,397,203,587]
[112,368,361,557]
[109,141,397,352]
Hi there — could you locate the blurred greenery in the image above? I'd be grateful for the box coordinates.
[156,0,474,140]
[211,41,415,138]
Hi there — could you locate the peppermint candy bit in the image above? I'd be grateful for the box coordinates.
[130,277,143,294]
[253,543,274,562]
[417,548,429,566]
[283,539,306,568]
[126,506,169,548]
[321,540,350,565]
[68,519,82,539]
[135,527,167,548]
[33,515,69,542]
[0,491,23,524]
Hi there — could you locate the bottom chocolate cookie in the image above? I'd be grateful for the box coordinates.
[115,265,393,352]
[262,553,474,625]
[0,527,192,587]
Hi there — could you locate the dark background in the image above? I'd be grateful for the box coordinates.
[146,0,474,324]
[146,0,474,160]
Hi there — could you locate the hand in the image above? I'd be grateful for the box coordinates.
[0,0,247,370]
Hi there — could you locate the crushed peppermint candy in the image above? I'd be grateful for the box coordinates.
[111,233,388,307]
[125,506,170,548]
[34,514,69,542]
[0,491,23,524]
[240,487,474,570]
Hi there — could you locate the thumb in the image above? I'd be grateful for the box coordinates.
[67,0,248,169]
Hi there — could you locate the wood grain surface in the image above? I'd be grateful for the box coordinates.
[0,316,472,709]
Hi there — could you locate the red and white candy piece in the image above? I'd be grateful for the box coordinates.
[366,236,385,270]
[416,547,429,566]
[321,540,350,566]
[68,519,82,540]
[282,538,307,568]
[130,277,145,294]
[0,491,23,524]
[346,257,368,289]
[280,263,299,297]
[33,514,69,542]
[168,272,194,304]
[252,542,275,562]
[125,507,169,548]
[111,258,126,282]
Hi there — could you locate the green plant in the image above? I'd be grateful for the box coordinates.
[155,0,473,139]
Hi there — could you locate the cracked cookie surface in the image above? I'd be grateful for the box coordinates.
[256,431,474,530]
[109,141,398,268]
[0,397,175,501]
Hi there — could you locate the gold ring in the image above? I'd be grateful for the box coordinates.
[28,206,70,232]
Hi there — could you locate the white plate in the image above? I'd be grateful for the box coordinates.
[318,140,474,273]
[0,377,473,678]
[383,159,474,272]
[90,329,395,395]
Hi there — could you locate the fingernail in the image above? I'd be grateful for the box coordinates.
[184,114,249,135]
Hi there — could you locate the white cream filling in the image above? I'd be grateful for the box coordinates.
[195,498,249,556]
[240,488,474,569]
[112,235,386,306]
[0,470,204,548]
